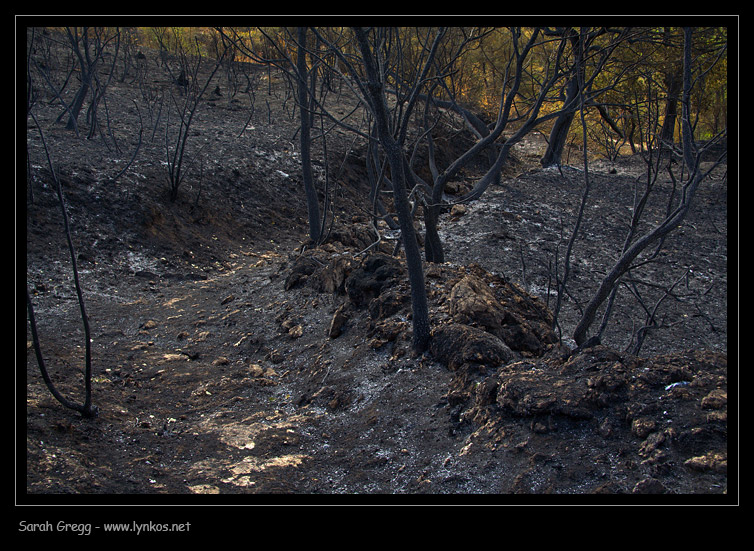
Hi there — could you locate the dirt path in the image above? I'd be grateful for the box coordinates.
[27,247,297,492]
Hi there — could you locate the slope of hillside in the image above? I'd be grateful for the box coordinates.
[23,40,731,501]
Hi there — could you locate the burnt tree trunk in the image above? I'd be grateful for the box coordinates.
[659,70,682,145]
[540,77,579,167]
[296,27,322,244]
[573,27,706,347]
[540,28,583,168]
[62,27,94,133]
[355,28,431,354]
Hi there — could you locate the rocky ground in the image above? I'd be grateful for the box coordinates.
[22,35,733,509]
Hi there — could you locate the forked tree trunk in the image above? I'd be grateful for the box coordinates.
[540,78,579,167]
[540,29,582,168]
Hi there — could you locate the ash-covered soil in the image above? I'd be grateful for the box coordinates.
[22,37,732,505]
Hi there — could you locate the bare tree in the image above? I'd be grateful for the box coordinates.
[218,27,344,245]
[26,29,96,417]
[572,27,727,347]
[550,35,594,337]
[161,30,227,201]
[27,112,97,418]
[56,27,121,140]
[419,27,546,263]
[349,27,445,353]
[539,27,629,168]
[295,27,324,244]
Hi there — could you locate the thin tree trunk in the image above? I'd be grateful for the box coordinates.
[296,27,322,244]
[28,110,97,418]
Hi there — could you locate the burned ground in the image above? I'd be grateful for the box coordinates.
[23,41,731,502]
